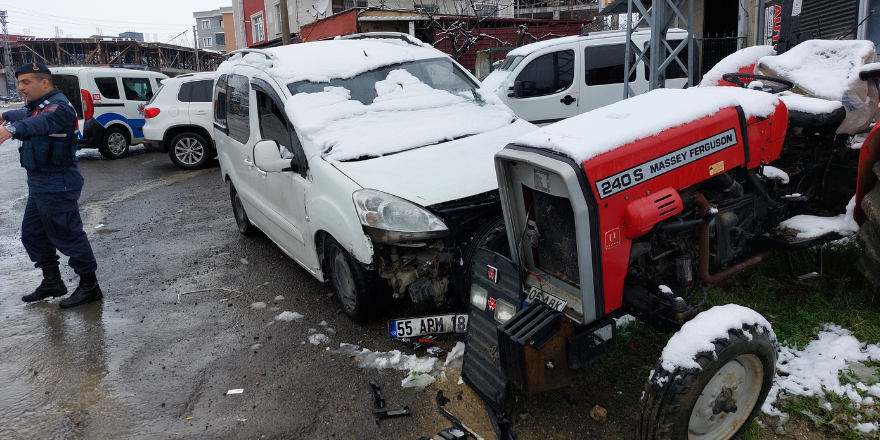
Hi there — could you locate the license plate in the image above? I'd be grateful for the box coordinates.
[526,286,567,312]
[388,314,469,338]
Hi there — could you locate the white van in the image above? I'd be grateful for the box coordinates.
[482,28,692,125]
[51,67,168,159]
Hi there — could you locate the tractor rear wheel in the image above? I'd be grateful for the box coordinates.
[637,306,777,440]
[857,161,880,289]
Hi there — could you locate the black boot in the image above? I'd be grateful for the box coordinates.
[59,272,103,308]
[22,266,67,302]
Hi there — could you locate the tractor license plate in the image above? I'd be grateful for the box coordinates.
[389,314,469,338]
[526,286,567,312]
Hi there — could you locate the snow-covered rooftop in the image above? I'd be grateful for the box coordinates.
[513,87,780,163]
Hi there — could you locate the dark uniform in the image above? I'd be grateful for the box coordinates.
[5,63,102,307]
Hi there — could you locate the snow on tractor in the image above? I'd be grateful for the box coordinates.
[459,40,880,439]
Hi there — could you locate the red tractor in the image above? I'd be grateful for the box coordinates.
[460,43,880,439]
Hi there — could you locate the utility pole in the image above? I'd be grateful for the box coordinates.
[192,25,201,72]
[280,0,291,45]
[0,11,16,98]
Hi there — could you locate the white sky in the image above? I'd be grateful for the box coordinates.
[1,0,228,46]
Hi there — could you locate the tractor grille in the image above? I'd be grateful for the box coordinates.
[533,190,580,288]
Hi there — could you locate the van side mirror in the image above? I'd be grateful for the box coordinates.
[513,81,524,98]
[253,139,296,173]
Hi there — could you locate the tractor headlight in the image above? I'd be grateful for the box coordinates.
[470,284,488,311]
[494,298,516,324]
[353,189,448,243]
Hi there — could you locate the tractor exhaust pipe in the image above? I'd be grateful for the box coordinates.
[691,192,777,284]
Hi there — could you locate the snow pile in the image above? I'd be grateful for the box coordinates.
[779,196,859,239]
[778,93,843,116]
[763,324,880,423]
[658,304,775,371]
[761,165,790,184]
[308,333,331,345]
[757,40,876,101]
[337,341,467,389]
[275,311,304,321]
[700,45,775,87]
[515,88,778,163]
[285,69,516,162]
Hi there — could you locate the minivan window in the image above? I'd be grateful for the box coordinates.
[585,44,636,86]
[496,55,524,72]
[50,74,83,118]
[257,91,301,156]
[226,74,250,144]
[94,77,120,99]
[214,74,228,129]
[121,77,153,101]
[514,50,575,97]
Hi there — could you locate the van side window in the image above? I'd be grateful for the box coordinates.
[94,77,120,99]
[214,74,228,129]
[514,50,575,97]
[121,77,153,101]
[585,45,635,86]
[226,74,250,144]
[51,74,83,118]
[257,91,301,157]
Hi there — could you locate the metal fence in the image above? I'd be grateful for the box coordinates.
[696,34,744,79]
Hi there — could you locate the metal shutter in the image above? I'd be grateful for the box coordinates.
[798,0,860,40]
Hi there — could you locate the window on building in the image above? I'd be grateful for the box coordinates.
[475,3,498,17]
[219,18,223,28]
[275,3,283,34]
[203,37,212,47]
[215,32,226,46]
[93,77,120,99]
[121,77,153,101]
[252,12,265,42]
[515,50,575,97]
[226,74,250,144]
[201,20,211,29]
[585,44,636,86]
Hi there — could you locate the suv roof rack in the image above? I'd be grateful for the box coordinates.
[224,48,278,61]
[334,32,423,47]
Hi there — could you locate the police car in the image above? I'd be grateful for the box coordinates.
[51,66,167,159]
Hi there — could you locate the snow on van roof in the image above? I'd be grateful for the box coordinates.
[218,39,445,84]
[506,28,687,57]
[514,87,779,163]
[757,39,877,101]
[700,45,775,87]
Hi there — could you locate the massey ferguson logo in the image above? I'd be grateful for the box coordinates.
[487,265,498,283]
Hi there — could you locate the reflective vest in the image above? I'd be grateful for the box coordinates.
[19,91,77,173]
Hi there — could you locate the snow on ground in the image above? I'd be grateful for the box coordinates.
[274,311,304,321]
[515,87,778,164]
[761,165,790,184]
[337,341,466,389]
[779,196,859,239]
[699,45,775,87]
[757,40,877,101]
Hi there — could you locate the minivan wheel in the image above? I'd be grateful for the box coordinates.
[169,132,212,170]
[229,181,257,236]
[99,127,130,159]
[324,236,376,323]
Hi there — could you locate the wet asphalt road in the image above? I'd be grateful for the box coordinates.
[0,143,496,439]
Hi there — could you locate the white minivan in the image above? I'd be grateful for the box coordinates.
[51,67,167,159]
[482,28,692,125]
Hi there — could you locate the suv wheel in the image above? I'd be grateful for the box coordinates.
[99,127,130,160]
[169,132,211,170]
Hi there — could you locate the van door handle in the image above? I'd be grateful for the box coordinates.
[195,110,207,115]
[560,95,576,105]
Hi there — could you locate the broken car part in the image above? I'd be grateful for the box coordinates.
[372,406,411,425]
[369,379,384,408]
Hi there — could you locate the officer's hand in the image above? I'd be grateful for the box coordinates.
[0,126,13,144]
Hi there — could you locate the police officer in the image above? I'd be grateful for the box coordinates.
[0,63,102,308]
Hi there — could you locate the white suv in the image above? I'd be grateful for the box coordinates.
[142,72,216,169]
[214,35,535,322]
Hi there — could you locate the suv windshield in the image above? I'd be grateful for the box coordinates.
[287,57,482,105]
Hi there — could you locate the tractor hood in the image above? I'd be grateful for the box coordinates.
[330,119,535,206]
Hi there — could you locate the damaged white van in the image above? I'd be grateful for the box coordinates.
[213,34,535,321]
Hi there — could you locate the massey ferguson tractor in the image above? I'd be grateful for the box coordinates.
[459,40,880,439]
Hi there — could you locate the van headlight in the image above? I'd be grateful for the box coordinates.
[470,284,488,310]
[353,189,449,243]
[494,298,516,323]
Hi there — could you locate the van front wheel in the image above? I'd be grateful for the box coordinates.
[99,127,130,159]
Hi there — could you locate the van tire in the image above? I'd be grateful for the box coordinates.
[229,181,257,236]
[169,132,211,170]
[99,127,130,159]
[324,236,376,323]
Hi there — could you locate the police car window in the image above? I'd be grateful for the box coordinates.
[94,77,120,99]
[226,74,250,144]
[177,82,194,102]
[191,80,212,102]
[585,44,635,86]
[51,74,82,118]
[515,50,575,97]
[121,77,153,101]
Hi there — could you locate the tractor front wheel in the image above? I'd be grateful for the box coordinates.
[637,305,777,440]
[857,161,880,289]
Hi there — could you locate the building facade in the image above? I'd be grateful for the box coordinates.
[194,7,233,53]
